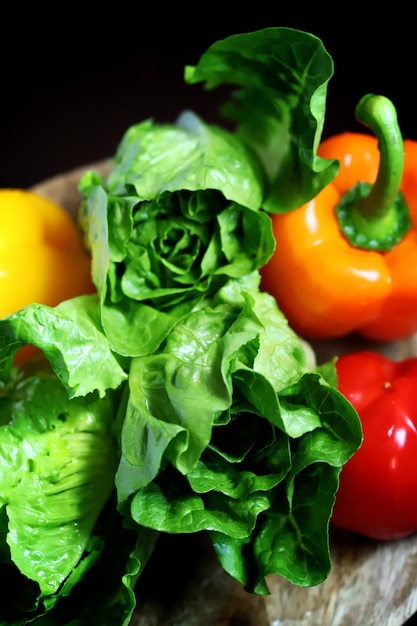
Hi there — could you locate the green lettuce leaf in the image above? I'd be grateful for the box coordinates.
[0,295,127,399]
[115,278,362,591]
[1,493,158,625]
[0,372,119,596]
[184,26,339,213]
[78,114,275,358]
[105,111,267,209]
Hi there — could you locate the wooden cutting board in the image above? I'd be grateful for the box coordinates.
[32,162,417,626]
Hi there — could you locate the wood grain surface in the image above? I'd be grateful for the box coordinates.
[32,162,417,626]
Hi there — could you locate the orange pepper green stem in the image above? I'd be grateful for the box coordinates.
[335,94,411,250]
[260,97,417,342]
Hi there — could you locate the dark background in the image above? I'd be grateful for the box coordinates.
[2,13,417,625]
[0,15,413,189]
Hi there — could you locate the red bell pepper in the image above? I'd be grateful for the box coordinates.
[331,350,417,540]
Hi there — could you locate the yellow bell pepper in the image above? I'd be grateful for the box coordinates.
[0,189,95,360]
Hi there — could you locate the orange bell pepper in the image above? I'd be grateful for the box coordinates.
[261,94,417,341]
[0,189,95,362]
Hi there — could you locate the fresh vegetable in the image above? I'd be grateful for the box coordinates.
[78,112,274,357]
[0,357,157,624]
[0,189,94,318]
[0,297,154,625]
[75,26,362,594]
[78,26,338,358]
[332,350,417,541]
[260,93,417,341]
[115,276,361,593]
[0,277,362,603]
[0,189,95,363]
[0,26,364,624]
[184,26,338,214]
